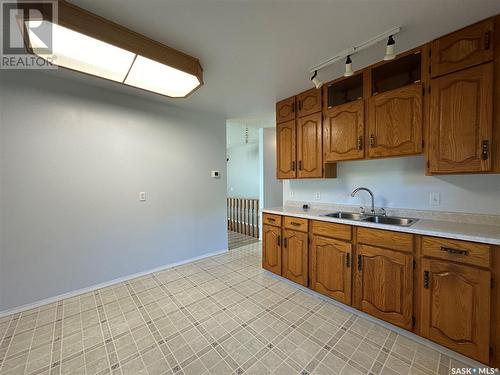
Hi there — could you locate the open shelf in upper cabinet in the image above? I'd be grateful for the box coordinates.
[372,52,422,95]
[326,73,364,108]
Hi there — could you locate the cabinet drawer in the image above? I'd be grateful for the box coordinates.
[357,227,413,253]
[262,213,281,227]
[283,216,308,232]
[312,220,352,241]
[422,236,491,268]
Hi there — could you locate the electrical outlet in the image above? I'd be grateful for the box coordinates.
[289,190,294,198]
[139,192,146,202]
[429,192,440,206]
[315,192,321,200]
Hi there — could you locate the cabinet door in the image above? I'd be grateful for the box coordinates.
[297,88,322,118]
[431,19,494,77]
[311,236,352,305]
[354,244,413,329]
[276,120,296,179]
[297,112,322,178]
[429,63,493,173]
[420,259,490,363]
[323,100,364,162]
[276,96,296,124]
[262,225,282,275]
[282,229,308,286]
[367,84,422,158]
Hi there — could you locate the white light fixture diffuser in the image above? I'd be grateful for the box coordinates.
[26,21,136,82]
[124,55,200,98]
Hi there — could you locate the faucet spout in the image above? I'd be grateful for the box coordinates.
[351,187,375,214]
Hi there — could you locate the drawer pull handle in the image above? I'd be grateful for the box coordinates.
[277,235,281,246]
[290,222,301,227]
[346,253,351,268]
[283,237,288,248]
[357,255,362,271]
[423,271,430,289]
[267,218,276,222]
[440,247,469,256]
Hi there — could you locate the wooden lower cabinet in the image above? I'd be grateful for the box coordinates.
[262,225,281,275]
[311,236,352,305]
[354,244,414,329]
[420,258,491,363]
[282,229,308,286]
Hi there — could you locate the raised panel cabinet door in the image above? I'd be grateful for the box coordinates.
[311,236,352,305]
[262,225,282,275]
[420,259,491,363]
[354,244,413,329]
[282,229,308,286]
[323,100,365,162]
[276,96,296,124]
[297,88,322,118]
[429,63,493,173]
[367,84,422,158]
[297,112,323,178]
[431,19,494,77]
[276,120,296,179]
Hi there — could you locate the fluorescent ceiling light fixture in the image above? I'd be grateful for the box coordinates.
[125,56,201,98]
[26,21,136,82]
[21,0,203,98]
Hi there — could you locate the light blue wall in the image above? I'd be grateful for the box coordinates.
[0,70,228,312]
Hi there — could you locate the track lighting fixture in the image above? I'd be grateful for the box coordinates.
[384,35,396,61]
[343,55,353,77]
[311,70,322,89]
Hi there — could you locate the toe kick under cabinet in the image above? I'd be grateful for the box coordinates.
[261,213,500,366]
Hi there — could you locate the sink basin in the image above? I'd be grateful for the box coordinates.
[322,212,367,221]
[363,215,418,227]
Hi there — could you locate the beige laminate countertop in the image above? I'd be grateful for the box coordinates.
[262,206,500,245]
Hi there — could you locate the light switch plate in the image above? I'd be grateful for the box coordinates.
[139,192,146,202]
[429,192,440,206]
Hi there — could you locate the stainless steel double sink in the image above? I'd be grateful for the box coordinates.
[322,211,418,227]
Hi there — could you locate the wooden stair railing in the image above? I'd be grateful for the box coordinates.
[227,197,259,238]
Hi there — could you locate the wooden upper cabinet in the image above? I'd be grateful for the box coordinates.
[354,244,413,330]
[431,19,494,78]
[297,112,323,178]
[276,120,296,179]
[262,225,282,275]
[282,229,308,286]
[367,84,422,158]
[276,96,296,124]
[420,259,491,363]
[311,236,352,305]
[428,63,493,173]
[323,100,365,161]
[297,88,322,117]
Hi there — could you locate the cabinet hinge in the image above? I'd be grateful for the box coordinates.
[484,30,491,50]
[482,140,490,160]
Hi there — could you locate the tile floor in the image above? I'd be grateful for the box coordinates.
[0,242,473,375]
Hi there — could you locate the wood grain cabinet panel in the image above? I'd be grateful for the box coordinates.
[297,88,322,118]
[297,112,323,178]
[367,84,423,158]
[276,120,296,179]
[420,259,491,363]
[428,63,493,173]
[276,96,296,124]
[311,236,352,305]
[282,229,308,286]
[323,100,365,161]
[262,225,282,275]
[431,19,494,77]
[355,244,413,329]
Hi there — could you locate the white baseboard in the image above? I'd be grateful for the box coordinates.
[0,248,228,318]
[265,271,487,370]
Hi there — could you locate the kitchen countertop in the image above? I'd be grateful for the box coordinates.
[262,206,500,245]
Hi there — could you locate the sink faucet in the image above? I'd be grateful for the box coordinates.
[351,187,375,214]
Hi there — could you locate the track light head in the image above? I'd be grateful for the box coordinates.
[311,70,322,89]
[344,55,353,77]
[384,35,396,61]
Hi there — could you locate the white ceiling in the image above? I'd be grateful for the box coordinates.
[67,0,500,122]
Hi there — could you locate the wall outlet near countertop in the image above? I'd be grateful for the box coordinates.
[139,192,146,202]
[289,190,294,198]
[315,192,321,200]
[429,192,440,206]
